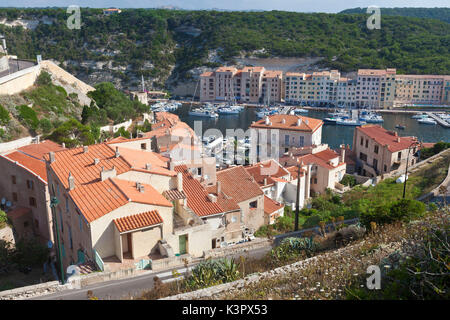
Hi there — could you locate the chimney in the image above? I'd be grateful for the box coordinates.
[145,163,152,170]
[36,136,40,144]
[340,144,345,163]
[208,194,217,203]
[397,137,401,143]
[62,142,65,148]
[169,161,175,171]
[297,118,302,126]
[83,145,88,153]
[281,118,286,124]
[49,152,55,163]
[100,166,117,181]
[263,177,267,186]
[217,181,221,194]
[94,158,100,165]
[177,172,183,192]
[68,172,75,191]
[265,116,270,125]
[136,182,145,193]
[115,146,120,158]
[305,119,309,125]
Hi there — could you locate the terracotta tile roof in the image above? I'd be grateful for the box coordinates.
[250,114,323,133]
[45,143,131,189]
[114,210,163,233]
[174,165,224,217]
[163,189,186,201]
[358,69,388,76]
[263,70,283,78]
[116,147,175,177]
[18,140,64,160]
[245,160,290,187]
[296,149,342,170]
[200,71,214,77]
[111,178,172,208]
[264,195,284,215]
[69,179,129,223]
[241,66,264,73]
[285,165,305,179]
[106,136,150,144]
[155,112,180,123]
[3,151,48,182]
[205,184,240,213]
[216,66,237,73]
[216,166,263,203]
[356,125,418,153]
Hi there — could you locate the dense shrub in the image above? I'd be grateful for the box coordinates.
[36,71,52,86]
[419,141,450,159]
[45,118,95,147]
[359,199,426,229]
[39,118,53,134]
[340,175,357,187]
[186,258,240,290]
[0,104,10,125]
[0,210,8,228]
[271,237,319,262]
[15,105,39,130]
[12,239,49,268]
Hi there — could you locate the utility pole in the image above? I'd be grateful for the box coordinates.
[403,141,419,199]
[294,160,302,231]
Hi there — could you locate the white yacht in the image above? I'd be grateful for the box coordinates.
[188,108,218,118]
[218,107,240,115]
[336,118,367,126]
[412,113,428,119]
[417,117,437,125]
[360,112,384,123]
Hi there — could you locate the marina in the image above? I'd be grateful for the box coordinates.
[166,103,450,149]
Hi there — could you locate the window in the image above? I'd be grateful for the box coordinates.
[197,167,202,176]
[140,143,147,150]
[231,216,237,223]
[374,145,379,154]
[384,165,387,172]
[249,201,258,209]
[284,135,289,146]
[78,213,83,231]
[12,192,18,202]
[27,180,34,190]
[29,197,36,207]
[397,152,401,160]
[299,136,304,147]
[359,153,367,162]
[69,226,73,249]
[314,178,318,184]
[365,139,368,148]
[11,175,16,184]
[360,137,363,146]
[66,197,69,213]
[373,159,378,171]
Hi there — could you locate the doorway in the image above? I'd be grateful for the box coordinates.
[179,234,188,254]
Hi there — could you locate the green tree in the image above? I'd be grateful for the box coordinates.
[0,104,10,125]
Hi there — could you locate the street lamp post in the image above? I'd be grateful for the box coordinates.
[50,196,65,284]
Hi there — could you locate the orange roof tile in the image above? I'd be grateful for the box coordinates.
[174,165,224,217]
[114,210,163,233]
[4,152,48,182]
[250,114,323,133]
[295,149,342,170]
[205,184,240,213]
[46,143,131,189]
[245,160,290,187]
[200,71,214,77]
[264,196,284,215]
[111,178,173,208]
[216,166,263,203]
[69,179,129,223]
[116,147,175,176]
[356,125,418,153]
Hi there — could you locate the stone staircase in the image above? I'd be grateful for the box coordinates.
[77,260,98,275]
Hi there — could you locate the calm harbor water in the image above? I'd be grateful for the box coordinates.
[173,106,450,149]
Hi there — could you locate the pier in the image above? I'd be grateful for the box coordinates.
[427,112,450,128]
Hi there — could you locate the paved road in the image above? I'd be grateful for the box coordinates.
[30,245,271,300]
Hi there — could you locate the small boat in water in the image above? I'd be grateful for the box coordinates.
[293,108,308,114]
[360,112,384,123]
[218,107,240,115]
[188,108,218,118]
[412,113,428,119]
[323,116,341,124]
[336,118,366,126]
[256,108,271,118]
[417,117,437,125]
[395,124,406,130]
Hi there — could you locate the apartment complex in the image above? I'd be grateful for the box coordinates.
[200,66,283,103]
[201,66,450,108]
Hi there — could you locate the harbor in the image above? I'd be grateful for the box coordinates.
[156,103,450,149]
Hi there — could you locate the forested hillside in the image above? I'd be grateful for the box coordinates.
[340,7,450,23]
[0,8,449,91]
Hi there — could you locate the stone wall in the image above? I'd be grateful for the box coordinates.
[0,281,68,300]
